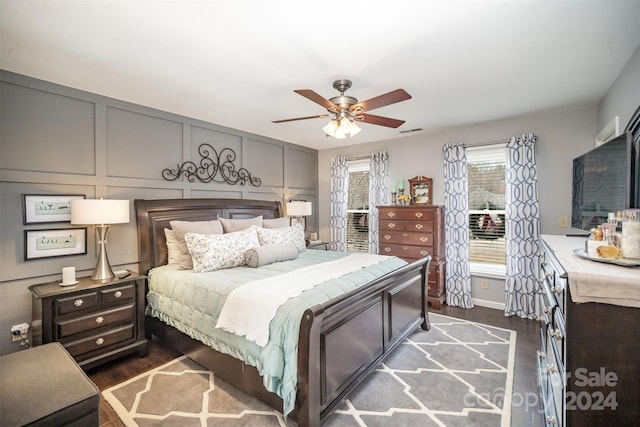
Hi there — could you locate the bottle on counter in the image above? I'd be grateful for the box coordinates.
[621,209,640,260]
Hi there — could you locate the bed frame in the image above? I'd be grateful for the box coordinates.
[134,198,431,427]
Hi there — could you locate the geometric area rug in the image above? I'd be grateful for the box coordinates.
[102,314,516,427]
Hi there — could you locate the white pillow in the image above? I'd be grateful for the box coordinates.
[164,228,181,266]
[256,223,306,252]
[169,220,223,269]
[219,216,263,233]
[185,226,260,272]
[262,217,290,229]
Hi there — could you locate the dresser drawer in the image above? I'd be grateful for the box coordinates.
[63,324,134,358]
[56,304,135,338]
[379,208,408,220]
[380,243,432,259]
[57,292,98,315]
[101,284,134,307]
[380,230,434,246]
[379,220,434,233]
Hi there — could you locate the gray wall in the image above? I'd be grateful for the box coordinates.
[598,46,640,133]
[0,71,318,354]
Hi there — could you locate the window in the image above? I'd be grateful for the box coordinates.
[347,160,369,253]
[467,144,506,271]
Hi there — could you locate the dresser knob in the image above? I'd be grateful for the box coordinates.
[74,299,83,307]
[420,236,428,242]
[95,337,105,346]
[387,212,395,218]
[384,247,391,253]
[384,234,391,240]
[114,291,122,298]
[388,222,396,228]
[414,224,423,230]
[95,316,104,324]
[414,212,423,218]
[420,250,428,256]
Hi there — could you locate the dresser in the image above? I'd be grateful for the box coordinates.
[30,273,149,370]
[378,205,446,308]
[537,235,640,426]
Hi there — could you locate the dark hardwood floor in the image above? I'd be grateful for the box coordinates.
[88,305,544,427]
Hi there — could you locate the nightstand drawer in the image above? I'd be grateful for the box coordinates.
[57,304,134,338]
[64,324,134,358]
[101,284,134,306]
[57,292,98,315]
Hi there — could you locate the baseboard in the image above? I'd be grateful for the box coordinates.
[472,297,505,311]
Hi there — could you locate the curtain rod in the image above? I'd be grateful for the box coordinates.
[465,139,510,148]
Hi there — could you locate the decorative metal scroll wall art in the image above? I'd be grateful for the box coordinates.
[162,144,261,186]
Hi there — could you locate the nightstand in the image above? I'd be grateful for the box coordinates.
[29,273,149,370]
[307,241,329,250]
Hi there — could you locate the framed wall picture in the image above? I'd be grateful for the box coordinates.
[22,194,86,224]
[409,176,433,205]
[24,228,87,260]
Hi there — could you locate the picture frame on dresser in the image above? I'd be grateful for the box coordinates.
[22,194,86,224]
[408,176,433,205]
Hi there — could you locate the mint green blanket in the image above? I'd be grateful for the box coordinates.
[146,250,406,417]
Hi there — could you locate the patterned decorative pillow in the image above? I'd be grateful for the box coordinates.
[262,217,290,229]
[164,228,181,266]
[219,216,263,233]
[185,226,260,272]
[256,223,306,252]
[170,219,224,269]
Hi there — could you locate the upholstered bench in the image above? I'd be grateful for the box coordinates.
[0,342,100,426]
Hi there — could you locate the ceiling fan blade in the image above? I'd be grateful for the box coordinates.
[294,89,339,111]
[272,114,329,123]
[356,113,406,128]
[352,89,411,112]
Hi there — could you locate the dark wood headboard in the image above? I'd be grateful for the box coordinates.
[134,198,283,274]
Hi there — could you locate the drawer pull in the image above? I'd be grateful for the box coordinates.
[95,316,104,324]
[114,290,123,298]
[414,224,423,230]
[384,247,391,253]
[414,212,423,218]
[420,236,428,242]
[546,416,557,425]
[546,363,558,374]
[550,329,563,339]
[95,337,105,346]
[384,234,391,240]
[402,233,408,237]
[420,250,428,256]
[74,299,83,307]
[387,212,396,218]
[388,222,396,229]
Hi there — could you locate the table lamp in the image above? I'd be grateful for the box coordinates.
[286,201,312,228]
[71,198,130,281]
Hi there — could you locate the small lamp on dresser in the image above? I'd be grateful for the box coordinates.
[286,201,312,229]
[71,198,130,281]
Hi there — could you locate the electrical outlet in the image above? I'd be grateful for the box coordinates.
[559,216,570,228]
[11,323,29,342]
[480,279,489,289]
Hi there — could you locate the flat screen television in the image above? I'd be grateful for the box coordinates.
[571,131,639,231]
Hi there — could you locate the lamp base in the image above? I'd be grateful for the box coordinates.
[92,225,115,281]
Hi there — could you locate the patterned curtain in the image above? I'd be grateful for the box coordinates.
[368,151,390,254]
[442,143,473,308]
[504,133,541,319]
[330,155,349,252]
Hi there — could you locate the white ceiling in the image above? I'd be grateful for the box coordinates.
[1,1,639,150]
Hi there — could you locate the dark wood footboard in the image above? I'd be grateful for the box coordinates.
[297,256,430,427]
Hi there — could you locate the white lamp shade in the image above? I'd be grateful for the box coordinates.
[71,199,130,225]
[286,201,312,217]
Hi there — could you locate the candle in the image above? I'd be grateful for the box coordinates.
[391,185,396,193]
[62,266,76,285]
[398,179,404,190]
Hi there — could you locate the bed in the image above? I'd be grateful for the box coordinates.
[134,198,431,427]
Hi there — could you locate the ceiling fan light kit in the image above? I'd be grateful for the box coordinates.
[273,79,411,139]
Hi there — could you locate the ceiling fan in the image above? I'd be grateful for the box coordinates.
[272,79,412,138]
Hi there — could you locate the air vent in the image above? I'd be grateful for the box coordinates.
[400,128,423,134]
